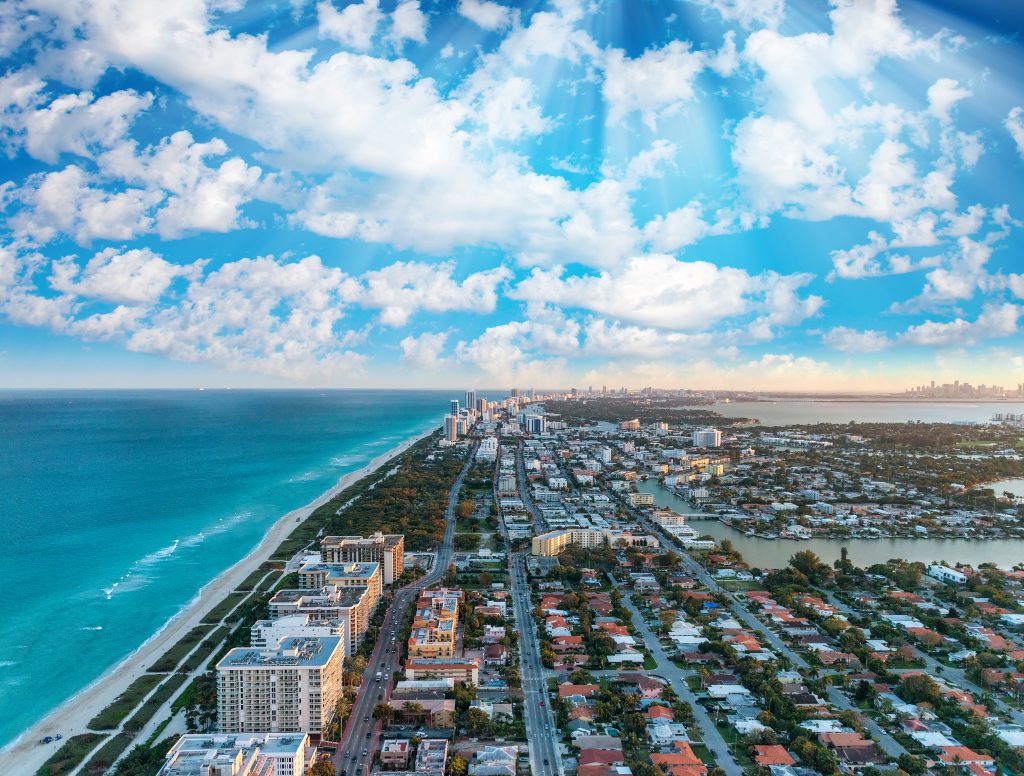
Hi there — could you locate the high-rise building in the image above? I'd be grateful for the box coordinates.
[444,414,458,442]
[268,584,375,656]
[217,636,343,734]
[475,397,487,416]
[692,428,722,448]
[296,560,382,606]
[319,532,404,584]
[511,388,520,399]
[465,390,476,411]
[450,398,459,416]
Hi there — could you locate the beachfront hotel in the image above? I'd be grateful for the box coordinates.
[296,559,382,604]
[267,584,374,657]
[319,532,404,584]
[157,732,315,776]
[216,636,343,734]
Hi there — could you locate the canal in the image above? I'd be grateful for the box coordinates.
[635,479,1024,570]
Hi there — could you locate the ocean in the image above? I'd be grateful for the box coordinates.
[0,390,450,748]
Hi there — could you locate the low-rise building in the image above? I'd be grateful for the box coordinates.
[157,733,313,776]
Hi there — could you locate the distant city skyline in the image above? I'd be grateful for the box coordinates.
[1,0,1023,391]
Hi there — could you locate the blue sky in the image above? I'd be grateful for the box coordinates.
[1,0,1023,390]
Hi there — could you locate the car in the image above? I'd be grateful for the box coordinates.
[545,725,550,731]
[378,693,383,700]
[544,759,549,765]
[366,732,371,739]
[362,749,368,756]
[363,716,369,722]
[539,700,544,706]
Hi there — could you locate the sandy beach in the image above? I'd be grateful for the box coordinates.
[0,426,436,774]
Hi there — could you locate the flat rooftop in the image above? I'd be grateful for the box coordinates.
[218,636,341,670]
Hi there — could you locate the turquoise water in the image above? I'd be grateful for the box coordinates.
[0,390,452,747]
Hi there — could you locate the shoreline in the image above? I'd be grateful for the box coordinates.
[0,423,438,773]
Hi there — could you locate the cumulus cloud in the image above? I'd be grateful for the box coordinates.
[400,331,450,371]
[1006,107,1024,158]
[603,41,705,129]
[510,255,821,334]
[899,303,1021,347]
[356,261,511,327]
[687,0,784,29]
[457,0,512,31]
[0,77,153,163]
[318,0,383,51]
[49,247,200,305]
[927,78,970,123]
[822,326,892,352]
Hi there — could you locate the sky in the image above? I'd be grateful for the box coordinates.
[1,0,1023,391]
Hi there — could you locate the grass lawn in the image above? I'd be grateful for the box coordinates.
[36,733,106,776]
[80,733,133,774]
[87,674,164,730]
[146,626,211,673]
[200,591,246,624]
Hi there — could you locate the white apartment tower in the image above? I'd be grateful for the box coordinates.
[216,636,343,734]
[692,428,722,448]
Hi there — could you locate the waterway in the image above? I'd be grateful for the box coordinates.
[710,400,1024,426]
[986,479,1024,499]
[636,479,1024,570]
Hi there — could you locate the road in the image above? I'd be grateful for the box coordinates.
[334,444,475,776]
[619,496,907,759]
[515,443,548,533]
[510,552,563,776]
[614,587,743,776]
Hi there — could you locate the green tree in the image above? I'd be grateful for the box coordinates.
[373,703,394,725]
[308,760,337,776]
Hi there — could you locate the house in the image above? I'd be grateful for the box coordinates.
[484,644,508,665]
[650,741,707,776]
[937,746,995,767]
[754,746,795,767]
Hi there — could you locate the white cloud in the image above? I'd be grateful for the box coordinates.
[400,331,450,371]
[510,255,820,333]
[356,261,511,326]
[0,79,153,163]
[49,246,200,304]
[822,326,892,352]
[318,0,383,51]
[457,0,511,31]
[1006,107,1024,158]
[603,41,705,130]
[390,0,428,45]
[11,165,162,244]
[643,201,708,252]
[899,303,1021,347]
[688,0,784,29]
[927,78,970,123]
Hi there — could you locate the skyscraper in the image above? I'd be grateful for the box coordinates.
[444,414,458,442]
[450,399,459,416]
[511,388,520,399]
[465,389,476,411]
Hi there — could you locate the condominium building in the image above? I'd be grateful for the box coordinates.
[531,528,659,556]
[444,414,458,442]
[217,637,343,734]
[319,532,404,584]
[297,560,381,606]
[408,589,461,659]
[250,614,345,655]
[157,732,313,776]
[267,585,374,656]
[692,428,722,448]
